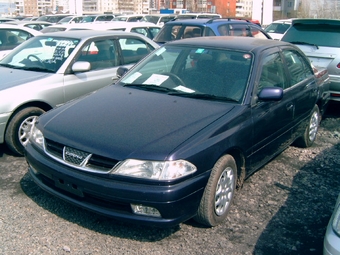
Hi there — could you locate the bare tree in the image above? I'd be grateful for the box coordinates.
[298,0,340,19]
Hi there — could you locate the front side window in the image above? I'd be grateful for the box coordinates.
[258,52,288,90]
[77,39,117,70]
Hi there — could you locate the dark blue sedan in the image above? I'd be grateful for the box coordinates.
[25,37,324,227]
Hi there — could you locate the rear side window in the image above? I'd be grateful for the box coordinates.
[282,50,314,86]
[282,23,340,47]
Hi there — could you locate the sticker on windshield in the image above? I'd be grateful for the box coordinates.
[143,74,168,85]
[174,86,195,93]
[123,72,142,83]
[195,48,205,54]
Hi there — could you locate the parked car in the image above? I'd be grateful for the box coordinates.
[41,22,161,40]
[112,14,145,22]
[36,14,74,24]
[281,19,340,102]
[175,13,222,19]
[80,14,115,23]
[324,192,340,255]
[56,15,84,24]
[25,36,323,228]
[40,24,91,33]
[264,19,292,40]
[0,24,42,59]
[4,20,52,31]
[0,18,16,23]
[141,14,177,26]
[0,30,159,155]
[153,18,272,45]
[22,17,39,21]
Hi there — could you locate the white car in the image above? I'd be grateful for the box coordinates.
[324,192,340,255]
[41,22,161,40]
[0,30,159,155]
[4,20,52,31]
[56,15,84,24]
[112,14,145,22]
[141,14,177,27]
[264,19,292,40]
[0,24,42,59]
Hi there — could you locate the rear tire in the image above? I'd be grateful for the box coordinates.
[5,107,45,156]
[194,154,237,227]
[294,105,320,148]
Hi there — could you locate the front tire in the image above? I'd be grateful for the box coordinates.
[194,154,237,227]
[5,107,45,156]
[294,105,320,148]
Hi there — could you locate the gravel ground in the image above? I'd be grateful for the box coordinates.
[0,103,339,255]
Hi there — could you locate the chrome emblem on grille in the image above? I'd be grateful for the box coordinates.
[63,146,91,166]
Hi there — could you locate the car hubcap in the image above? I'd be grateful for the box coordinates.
[19,116,38,147]
[309,110,319,142]
[215,167,235,216]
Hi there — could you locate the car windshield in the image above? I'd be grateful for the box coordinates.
[282,23,340,47]
[0,36,80,73]
[119,45,252,103]
[265,22,290,34]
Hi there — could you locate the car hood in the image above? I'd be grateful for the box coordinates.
[0,67,52,90]
[39,85,235,160]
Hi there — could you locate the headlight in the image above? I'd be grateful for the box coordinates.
[30,124,44,149]
[111,159,197,180]
[332,196,340,236]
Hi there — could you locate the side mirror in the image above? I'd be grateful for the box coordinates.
[258,87,283,101]
[117,66,129,78]
[72,61,91,72]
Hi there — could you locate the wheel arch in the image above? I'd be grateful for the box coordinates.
[222,147,246,189]
[5,101,53,132]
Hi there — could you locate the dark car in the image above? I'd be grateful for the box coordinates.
[153,18,272,45]
[26,37,322,228]
[281,19,340,102]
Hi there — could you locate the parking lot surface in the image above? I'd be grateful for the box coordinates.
[0,104,339,255]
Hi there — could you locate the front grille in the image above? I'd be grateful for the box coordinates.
[44,138,119,173]
[38,173,132,214]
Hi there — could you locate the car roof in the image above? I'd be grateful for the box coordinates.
[166,36,293,52]
[165,18,260,26]
[41,29,145,38]
[291,18,340,25]
[85,21,161,29]
[0,23,42,34]
[38,29,160,47]
[43,21,161,31]
[5,21,52,25]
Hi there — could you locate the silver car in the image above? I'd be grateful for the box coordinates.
[281,19,340,102]
[324,192,340,255]
[0,30,159,155]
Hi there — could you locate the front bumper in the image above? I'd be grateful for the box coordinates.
[25,142,209,227]
[0,111,11,143]
[323,220,340,255]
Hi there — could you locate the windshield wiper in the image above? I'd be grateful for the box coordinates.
[168,92,239,102]
[0,63,17,68]
[123,84,177,93]
[289,41,319,49]
[19,66,55,73]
